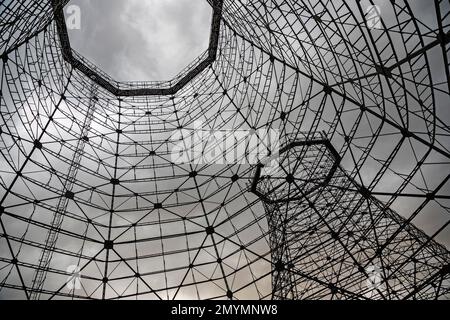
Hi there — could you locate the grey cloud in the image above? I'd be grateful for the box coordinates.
[66,0,212,82]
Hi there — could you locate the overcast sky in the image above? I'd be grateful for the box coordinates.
[66,0,212,82]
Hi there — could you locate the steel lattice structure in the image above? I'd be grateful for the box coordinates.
[0,0,449,300]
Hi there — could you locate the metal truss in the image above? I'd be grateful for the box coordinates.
[252,133,449,299]
[0,0,449,300]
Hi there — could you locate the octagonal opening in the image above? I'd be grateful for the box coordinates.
[64,0,213,83]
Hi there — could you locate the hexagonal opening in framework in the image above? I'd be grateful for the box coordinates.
[64,0,212,82]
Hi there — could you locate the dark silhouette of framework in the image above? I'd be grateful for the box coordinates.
[0,0,449,300]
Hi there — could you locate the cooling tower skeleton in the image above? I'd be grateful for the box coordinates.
[0,0,449,299]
